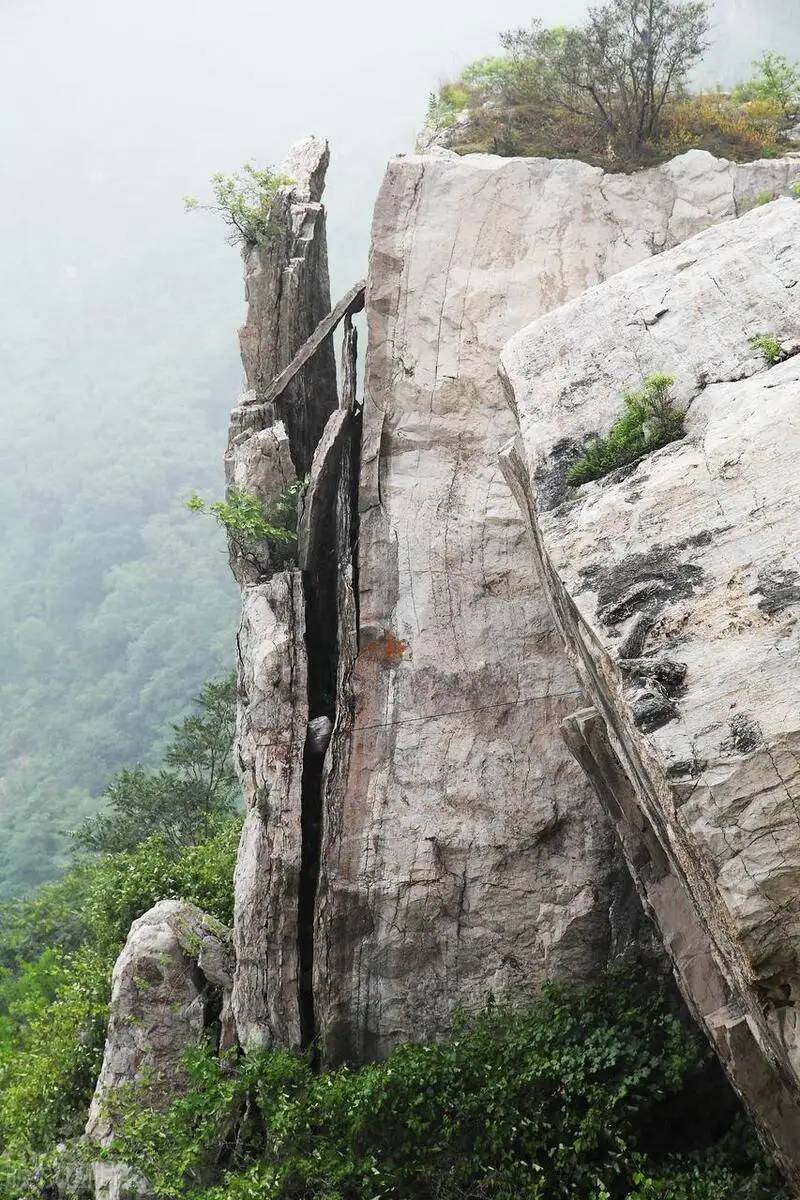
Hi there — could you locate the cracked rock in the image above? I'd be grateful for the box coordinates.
[501,198,800,1186]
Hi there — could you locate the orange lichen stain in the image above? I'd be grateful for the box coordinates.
[362,630,410,668]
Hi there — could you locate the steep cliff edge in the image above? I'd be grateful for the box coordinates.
[85,140,800,1191]
[500,199,800,1184]
[313,147,800,1063]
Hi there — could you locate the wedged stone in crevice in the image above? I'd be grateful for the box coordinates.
[224,414,297,586]
[500,201,800,1185]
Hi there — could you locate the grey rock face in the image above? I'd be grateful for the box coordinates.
[226,142,800,1087]
[232,572,308,1051]
[500,199,800,1185]
[311,149,800,1064]
[234,138,337,476]
[225,138,358,1054]
[86,901,233,1199]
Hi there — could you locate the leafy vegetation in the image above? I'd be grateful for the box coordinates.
[0,679,240,1192]
[740,190,774,212]
[0,225,240,898]
[71,676,238,854]
[568,374,685,486]
[426,2,798,167]
[184,165,294,248]
[732,53,800,116]
[96,971,785,1200]
[750,333,784,366]
[660,94,784,161]
[188,479,307,568]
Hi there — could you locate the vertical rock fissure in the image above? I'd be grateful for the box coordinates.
[297,567,337,1053]
[297,316,362,1055]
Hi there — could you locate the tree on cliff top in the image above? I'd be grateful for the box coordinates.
[501,0,710,158]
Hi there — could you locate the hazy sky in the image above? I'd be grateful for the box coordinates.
[0,0,798,879]
[4,0,798,302]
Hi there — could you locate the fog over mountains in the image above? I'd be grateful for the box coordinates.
[0,0,797,893]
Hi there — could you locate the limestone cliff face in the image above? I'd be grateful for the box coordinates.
[225,136,339,1053]
[500,199,800,1184]
[89,139,800,1189]
[225,145,800,1068]
[312,148,800,1063]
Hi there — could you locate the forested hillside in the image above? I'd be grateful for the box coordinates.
[1,0,797,899]
[0,225,241,895]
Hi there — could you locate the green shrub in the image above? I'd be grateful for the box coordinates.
[740,189,774,212]
[0,944,110,1164]
[99,972,786,1200]
[0,677,241,1194]
[568,374,685,487]
[750,333,784,366]
[184,164,294,248]
[187,482,306,556]
[73,675,238,857]
[732,52,800,117]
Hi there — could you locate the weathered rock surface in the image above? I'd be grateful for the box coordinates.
[311,149,800,1064]
[86,901,233,1199]
[233,133,337,477]
[232,572,308,1050]
[226,143,800,1081]
[500,199,800,1184]
[227,140,334,1052]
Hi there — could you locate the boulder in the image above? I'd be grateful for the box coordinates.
[86,901,233,1199]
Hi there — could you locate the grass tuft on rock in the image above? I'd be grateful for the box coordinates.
[567,373,685,487]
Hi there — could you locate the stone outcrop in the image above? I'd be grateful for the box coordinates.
[500,199,800,1185]
[311,149,800,1064]
[86,901,233,1199]
[88,137,800,1188]
[225,136,362,1055]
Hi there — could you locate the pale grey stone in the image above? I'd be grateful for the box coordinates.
[500,199,800,1186]
[86,901,233,1200]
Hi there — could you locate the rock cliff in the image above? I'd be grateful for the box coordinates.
[313,147,800,1063]
[500,198,800,1184]
[89,139,800,1188]
[225,144,800,1066]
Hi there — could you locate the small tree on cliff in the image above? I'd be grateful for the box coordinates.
[184,163,293,247]
[502,0,710,158]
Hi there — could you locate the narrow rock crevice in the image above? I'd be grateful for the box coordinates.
[296,309,363,1056]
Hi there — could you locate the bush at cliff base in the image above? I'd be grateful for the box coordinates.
[0,820,240,1197]
[101,971,787,1200]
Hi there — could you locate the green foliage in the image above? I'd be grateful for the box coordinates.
[742,190,774,210]
[0,680,241,1191]
[750,333,784,366]
[0,945,110,1164]
[732,53,800,116]
[568,374,685,486]
[100,973,785,1200]
[188,482,306,550]
[0,225,241,898]
[792,181,800,200]
[434,1,711,162]
[184,164,294,248]
[72,676,238,855]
